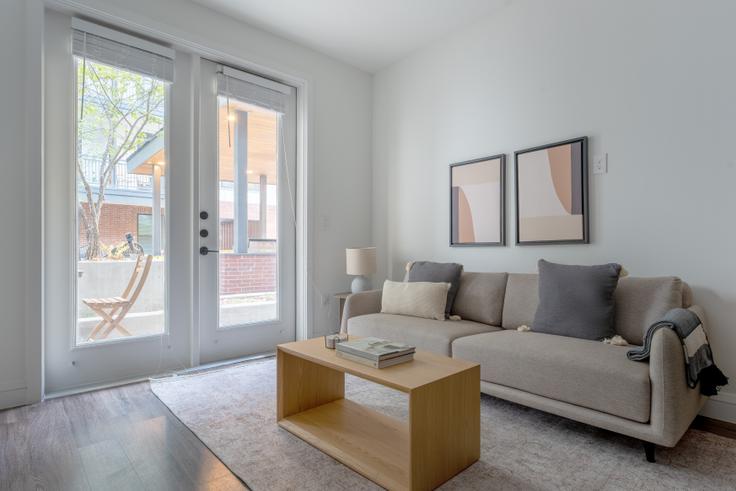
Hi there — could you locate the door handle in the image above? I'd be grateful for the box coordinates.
[200,246,219,256]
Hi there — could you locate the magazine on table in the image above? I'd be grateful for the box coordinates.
[336,350,414,368]
[336,336,415,361]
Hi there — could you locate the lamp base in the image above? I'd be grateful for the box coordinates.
[350,275,371,293]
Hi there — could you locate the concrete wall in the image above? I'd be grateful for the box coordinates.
[372,0,736,422]
[77,259,165,315]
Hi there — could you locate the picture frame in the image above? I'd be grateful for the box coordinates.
[450,154,506,246]
[514,137,589,245]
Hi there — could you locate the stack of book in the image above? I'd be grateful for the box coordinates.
[336,337,415,368]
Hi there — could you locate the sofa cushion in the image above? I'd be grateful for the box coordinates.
[347,313,499,356]
[452,330,651,423]
[405,261,463,316]
[614,277,683,345]
[452,272,508,325]
[501,273,539,329]
[380,280,450,320]
[533,260,622,340]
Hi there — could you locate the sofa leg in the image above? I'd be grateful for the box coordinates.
[643,442,656,463]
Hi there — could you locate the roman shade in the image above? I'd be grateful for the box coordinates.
[72,18,175,82]
[217,66,292,114]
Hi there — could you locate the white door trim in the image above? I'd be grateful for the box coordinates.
[41,0,314,377]
[25,0,46,405]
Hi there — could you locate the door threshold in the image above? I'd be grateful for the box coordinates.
[150,351,275,380]
[45,352,275,400]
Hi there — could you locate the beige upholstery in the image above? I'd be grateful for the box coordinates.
[380,280,450,320]
[451,272,508,325]
[341,289,382,332]
[501,273,538,329]
[347,313,499,356]
[341,272,708,448]
[648,306,707,446]
[682,282,693,308]
[499,274,687,345]
[453,330,651,422]
[477,316,706,447]
[614,277,684,345]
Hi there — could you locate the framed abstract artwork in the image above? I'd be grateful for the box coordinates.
[515,137,589,245]
[450,154,506,246]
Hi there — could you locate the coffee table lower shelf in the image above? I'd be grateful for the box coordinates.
[277,339,480,491]
[278,398,410,490]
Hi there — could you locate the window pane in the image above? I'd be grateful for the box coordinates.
[137,214,152,254]
[76,59,167,344]
[217,96,279,327]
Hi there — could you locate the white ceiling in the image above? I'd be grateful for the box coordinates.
[192,0,509,73]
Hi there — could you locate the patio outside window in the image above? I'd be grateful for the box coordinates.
[75,57,167,344]
[217,96,280,328]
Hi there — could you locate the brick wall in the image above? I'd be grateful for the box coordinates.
[78,203,155,249]
[219,253,277,294]
[79,202,277,294]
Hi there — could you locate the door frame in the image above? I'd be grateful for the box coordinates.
[188,53,312,367]
[195,59,298,364]
[35,1,314,399]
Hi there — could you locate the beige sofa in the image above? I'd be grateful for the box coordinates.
[342,272,707,462]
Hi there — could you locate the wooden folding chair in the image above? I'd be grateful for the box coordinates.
[83,254,153,341]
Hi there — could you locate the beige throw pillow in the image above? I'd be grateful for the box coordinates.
[380,280,450,321]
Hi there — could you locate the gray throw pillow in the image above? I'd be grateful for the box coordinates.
[532,259,622,340]
[405,261,463,317]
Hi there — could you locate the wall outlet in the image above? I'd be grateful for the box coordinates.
[593,153,608,174]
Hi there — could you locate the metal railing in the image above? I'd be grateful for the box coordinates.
[78,157,152,192]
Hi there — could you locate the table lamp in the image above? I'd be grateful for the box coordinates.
[346,247,376,293]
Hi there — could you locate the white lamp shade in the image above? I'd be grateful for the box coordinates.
[346,247,376,276]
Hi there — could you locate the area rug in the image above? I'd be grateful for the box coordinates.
[150,358,736,490]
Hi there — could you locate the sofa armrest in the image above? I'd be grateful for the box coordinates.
[648,305,707,446]
[341,289,382,333]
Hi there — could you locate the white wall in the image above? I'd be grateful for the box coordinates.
[0,0,33,409]
[373,0,736,421]
[0,0,372,407]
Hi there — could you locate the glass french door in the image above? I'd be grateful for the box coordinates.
[197,60,297,363]
[44,12,191,393]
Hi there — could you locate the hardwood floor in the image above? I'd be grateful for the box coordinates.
[2,381,734,491]
[0,382,247,491]
[692,415,736,440]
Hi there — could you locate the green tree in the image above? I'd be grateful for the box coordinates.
[77,60,164,259]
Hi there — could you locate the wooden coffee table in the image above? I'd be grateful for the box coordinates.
[277,337,480,491]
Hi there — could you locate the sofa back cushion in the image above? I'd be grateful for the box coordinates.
[452,272,508,326]
[614,276,683,345]
[501,273,539,329]
[380,280,450,321]
[405,261,463,317]
[532,260,622,340]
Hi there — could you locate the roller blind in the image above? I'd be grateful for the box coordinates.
[72,18,175,83]
[217,66,292,114]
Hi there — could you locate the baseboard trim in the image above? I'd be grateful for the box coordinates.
[692,416,736,440]
[0,387,28,411]
[0,379,26,393]
[45,352,276,400]
[701,390,736,424]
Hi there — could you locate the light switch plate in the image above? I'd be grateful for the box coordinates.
[593,153,608,174]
